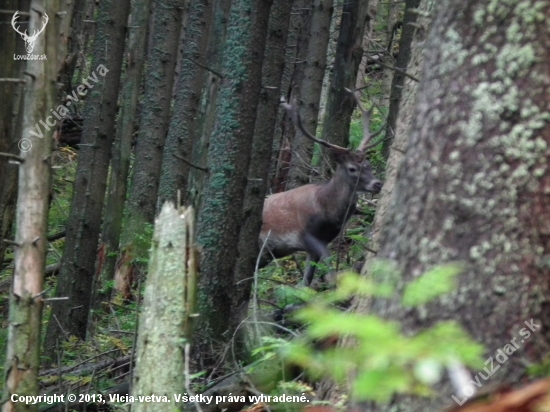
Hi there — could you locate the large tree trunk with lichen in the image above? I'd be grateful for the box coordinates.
[342,0,550,411]
[191,0,272,373]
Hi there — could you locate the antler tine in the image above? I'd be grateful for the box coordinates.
[280,96,345,151]
[11,11,27,37]
[344,88,385,152]
[33,13,49,37]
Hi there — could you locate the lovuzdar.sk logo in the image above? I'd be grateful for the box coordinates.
[11,10,48,60]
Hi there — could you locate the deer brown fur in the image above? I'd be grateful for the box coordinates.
[259,90,382,286]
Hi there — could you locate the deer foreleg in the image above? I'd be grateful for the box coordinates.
[302,233,329,286]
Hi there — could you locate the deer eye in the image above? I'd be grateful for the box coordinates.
[348,166,357,173]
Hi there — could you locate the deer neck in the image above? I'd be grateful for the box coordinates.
[317,167,358,224]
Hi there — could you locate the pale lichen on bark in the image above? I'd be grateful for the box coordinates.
[354,0,550,410]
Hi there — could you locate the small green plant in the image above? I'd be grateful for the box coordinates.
[269,262,484,403]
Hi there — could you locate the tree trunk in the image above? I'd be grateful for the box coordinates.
[361,0,433,256]
[124,0,186,232]
[186,0,232,210]
[229,0,294,361]
[381,0,421,159]
[378,0,401,101]
[44,0,131,354]
[285,0,333,190]
[0,0,27,270]
[192,0,273,372]
[319,2,433,402]
[131,204,196,412]
[2,0,63,408]
[269,0,312,193]
[157,0,214,208]
[94,0,152,306]
[319,0,374,150]
[59,0,87,94]
[358,0,550,410]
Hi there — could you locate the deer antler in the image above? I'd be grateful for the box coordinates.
[344,88,384,152]
[31,12,49,39]
[280,96,346,151]
[11,11,27,38]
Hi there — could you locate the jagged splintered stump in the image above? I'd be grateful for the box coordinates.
[131,204,198,412]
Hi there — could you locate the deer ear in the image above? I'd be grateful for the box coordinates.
[328,147,351,164]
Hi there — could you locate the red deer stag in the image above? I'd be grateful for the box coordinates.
[259,89,383,286]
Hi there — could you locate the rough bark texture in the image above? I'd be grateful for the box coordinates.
[131,204,196,412]
[94,0,152,306]
[157,0,214,208]
[269,0,312,192]
[186,0,232,210]
[2,0,61,409]
[319,0,373,149]
[0,0,26,270]
[60,0,86,94]
[228,0,293,360]
[285,0,333,190]
[193,0,272,372]
[381,0,421,159]
[357,1,550,410]
[44,0,131,352]
[362,0,433,254]
[378,0,401,96]
[125,0,186,229]
[318,0,433,401]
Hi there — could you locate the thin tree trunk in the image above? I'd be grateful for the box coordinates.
[319,0,374,150]
[229,0,294,360]
[192,0,273,372]
[286,0,334,190]
[157,0,214,208]
[0,0,28,270]
[186,0,232,210]
[44,0,131,354]
[381,0,421,159]
[2,0,63,408]
[378,0,400,100]
[94,0,152,306]
[59,0,87,94]
[125,0,186,231]
[269,0,312,192]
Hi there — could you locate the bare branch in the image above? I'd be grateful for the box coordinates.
[0,152,24,163]
[0,78,26,83]
[173,153,208,173]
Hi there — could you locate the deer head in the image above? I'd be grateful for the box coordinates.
[12,10,49,54]
[280,88,383,194]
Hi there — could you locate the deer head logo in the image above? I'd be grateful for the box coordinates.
[12,11,49,54]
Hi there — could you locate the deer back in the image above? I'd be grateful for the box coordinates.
[259,90,383,268]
